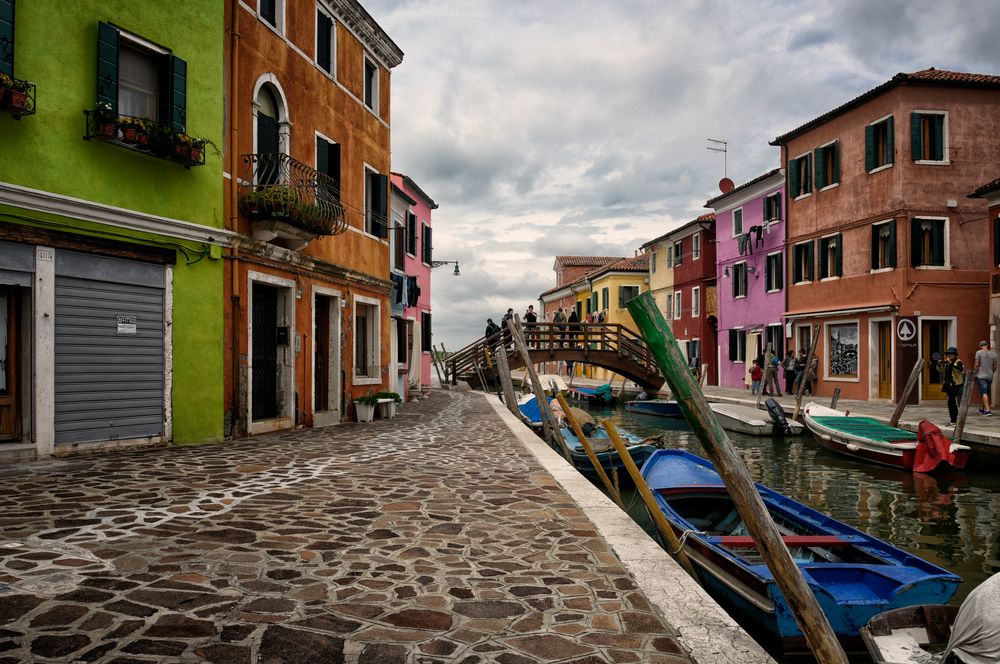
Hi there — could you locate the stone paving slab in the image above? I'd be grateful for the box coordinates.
[0,387,698,663]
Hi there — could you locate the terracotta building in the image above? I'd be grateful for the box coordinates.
[223,0,403,435]
[772,69,1000,403]
[970,177,1000,406]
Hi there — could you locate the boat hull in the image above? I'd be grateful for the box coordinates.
[861,604,958,664]
[625,399,683,418]
[709,403,804,437]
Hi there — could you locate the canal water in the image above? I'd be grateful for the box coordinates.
[579,402,1000,660]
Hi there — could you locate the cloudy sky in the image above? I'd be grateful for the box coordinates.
[366,0,1000,350]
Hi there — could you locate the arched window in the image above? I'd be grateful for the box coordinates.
[254,82,287,184]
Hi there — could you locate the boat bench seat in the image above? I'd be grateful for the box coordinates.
[714,535,851,548]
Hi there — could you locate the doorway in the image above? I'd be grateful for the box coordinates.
[877,320,892,399]
[252,282,279,421]
[0,287,19,441]
[921,319,950,401]
[313,291,341,427]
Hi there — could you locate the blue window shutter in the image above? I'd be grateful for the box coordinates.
[813,148,825,189]
[865,125,875,171]
[888,220,897,268]
[97,22,119,112]
[0,0,14,77]
[789,158,800,197]
[170,56,187,132]
[886,115,895,164]
[911,112,923,160]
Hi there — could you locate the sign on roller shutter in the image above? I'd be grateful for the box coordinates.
[117,315,137,335]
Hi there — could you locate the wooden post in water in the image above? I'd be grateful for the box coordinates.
[510,316,573,463]
[953,369,977,441]
[755,364,774,409]
[888,358,926,427]
[626,293,848,664]
[554,393,624,509]
[495,349,520,416]
[793,325,821,421]
[431,344,446,386]
[603,420,698,578]
[830,388,841,410]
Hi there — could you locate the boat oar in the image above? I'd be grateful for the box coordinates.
[603,419,697,579]
[554,392,624,509]
[627,293,848,664]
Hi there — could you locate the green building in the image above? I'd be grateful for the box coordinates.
[0,0,226,459]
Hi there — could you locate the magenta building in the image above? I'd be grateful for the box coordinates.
[706,169,788,389]
[391,173,437,400]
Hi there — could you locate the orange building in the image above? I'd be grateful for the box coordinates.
[223,0,403,435]
[772,69,1000,403]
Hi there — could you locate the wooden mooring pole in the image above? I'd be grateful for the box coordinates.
[888,358,925,427]
[494,348,520,416]
[829,388,841,410]
[626,293,848,664]
[793,325,821,421]
[953,369,976,442]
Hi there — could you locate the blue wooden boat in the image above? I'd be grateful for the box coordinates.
[625,398,684,418]
[640,449,961,652]
[559,424,661,480]
[567,384,616,404]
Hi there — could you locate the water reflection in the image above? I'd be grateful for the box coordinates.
[586,403,1000,604]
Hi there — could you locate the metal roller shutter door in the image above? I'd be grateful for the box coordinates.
[54,251,165,445]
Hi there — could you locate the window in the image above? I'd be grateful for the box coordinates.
[728,329,747,362]
[827,322,859,379]
[871,220,897,270]
[651,252,657,273]
[866,115,894,172]
[316,7,336,76]
[687,339,701,367]
[818,234,842,279]
[732,262,747,298]
[691,287,700,317]
[911,218,946,267]
[316,135,340,199]
[789,153,813,198]
[793,241,814,283]
[733,208,744,236]
[259,0,282,30]
[364,168,388,238]
[406,212,417,255]
[421,312,432,353]
[667,245,673,267]
[765,325,784,360]
[692,233,701,260]
[619,286,639,308]
[911,112,946,162]
[765,252,783,292]
[421,223,432,264]
[353,298,380,382]
[97,23,185,132]
[814,141,840,189]
[673,291,682,319]
[665,293,673,320]
[363,55,379,113]
[601,287,609,311]
[672,240,683,266]
[763,193,782,223]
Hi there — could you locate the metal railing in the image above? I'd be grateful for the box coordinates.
[238,153,348,237]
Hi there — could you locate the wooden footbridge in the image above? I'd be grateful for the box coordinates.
[445,322,665,390]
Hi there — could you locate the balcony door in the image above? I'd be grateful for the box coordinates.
[255,85,281,185]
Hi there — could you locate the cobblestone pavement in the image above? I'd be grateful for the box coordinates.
[0,388,693,663]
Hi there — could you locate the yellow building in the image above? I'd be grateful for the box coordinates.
[640,231,677,331]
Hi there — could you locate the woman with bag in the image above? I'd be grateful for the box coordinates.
[940,346,965,425]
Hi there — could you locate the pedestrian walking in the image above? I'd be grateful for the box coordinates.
[484,318,500,339]
[940,346,965,425]
[974,340,996,416]
[782,350,797,395]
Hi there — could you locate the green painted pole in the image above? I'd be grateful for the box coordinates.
[626,292,848,664]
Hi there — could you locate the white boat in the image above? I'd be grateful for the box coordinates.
[708,402,803,437]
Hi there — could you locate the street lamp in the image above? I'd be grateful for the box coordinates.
[431,260,461,276]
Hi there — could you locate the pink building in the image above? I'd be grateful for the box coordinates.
[390,173,438,400]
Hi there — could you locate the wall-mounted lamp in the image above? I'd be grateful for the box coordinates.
[723,267,730,278]
[747,265,756,274]
[431,260,461,276]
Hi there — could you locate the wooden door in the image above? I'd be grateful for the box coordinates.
[877,321,892,399]
[0,289,19,440]
[921,320,948,401]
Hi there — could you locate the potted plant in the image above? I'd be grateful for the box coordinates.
[354,394,379,422]
[188,138,206,163]
[7,78,32,111]
[173,132,193,159]
[93,102,116,138]
[135,118,151,149]
[149,124,174,157]
[0,72,11,107]
[375,391,402,418]
[118,117,145,144]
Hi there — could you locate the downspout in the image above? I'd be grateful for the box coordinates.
[228,0,242,436]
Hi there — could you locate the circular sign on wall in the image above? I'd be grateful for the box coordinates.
[896,319,916,342]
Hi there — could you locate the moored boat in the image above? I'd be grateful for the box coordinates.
[803,402,970,472]
[559,423,663,480]
[567,384,616,404]
[625,398,684,418]
[640,449,961,652]
[709,402,803,436]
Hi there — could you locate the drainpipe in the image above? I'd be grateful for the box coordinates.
[228,0,242,436]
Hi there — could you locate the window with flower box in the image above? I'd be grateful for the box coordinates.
[0,0,36,118]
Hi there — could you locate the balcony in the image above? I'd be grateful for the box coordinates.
[0,73,36,119]
[238,153,348,250]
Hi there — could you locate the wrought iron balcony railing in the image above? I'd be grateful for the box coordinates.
[238,153,348,238]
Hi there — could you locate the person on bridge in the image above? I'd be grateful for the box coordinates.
[567,308,581,348]
[524,305,538,348]
[552,307,567,348]
[485,318,500,341]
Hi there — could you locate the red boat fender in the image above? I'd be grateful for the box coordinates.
[913,420,957,473]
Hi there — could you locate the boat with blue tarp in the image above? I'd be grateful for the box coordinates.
[625,398,684,418]
[640,448,962,652]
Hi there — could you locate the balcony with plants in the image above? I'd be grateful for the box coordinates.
[237,152,348,250]
[83,103,212,168]
[0,72,35,119]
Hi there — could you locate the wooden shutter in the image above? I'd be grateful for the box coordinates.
[618,286,625,308]
[911,218,923,266]
[316,10,332,72]
[97,22,119,112]
[813,148,825,189]
[728,330,738,362]
[865,125,875,171]
[888,220,897,268]
[932,115,944,161]
[911,112,923,160]
[775,194,781,221]
[831,142,840,184]
[789,158,800,197]
[0,0,13,77]
[602,287,608,310]
[372,173,388,238]
[885,116,895,164]
[803,155,812,193]
[932,219,945,265]
[762,196,768,221]
[422,312,432,352]
[169,56,186,132]
[871,225,880,270]
[793,246,801,283]
[775,254,783,289]
[423,225,432,263]
[835,234,843,276]
[406,212,416,254]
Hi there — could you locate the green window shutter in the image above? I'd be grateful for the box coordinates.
[865,125,875,171]
[0,0,14,77]
[831,142,840,184]
[586,297,592,315]
[762,196,768,221]
[813,148,825,189]
[835,234,843,276]
[775,194,781,221]
[819,238,828,279]
[888,220,897,268]
[804,155,812,193]
[911,218,923,266]
[406,212,416,254]
[911,112,923,160]
[932,219,945,265]
[618,286,625,308]
[97,21,120,112]
[375,173,388,238]
[789,158,800,198]
[886,115,895,164]
[316,136,328,174]
[871,225,879,270]
[591,292,598,312]
[793,247,801,283]
[932,115,944,161]
[764,255,770,287]
[775,254,783,289]
[316,10,332,72]
[602,287,608,310]
[170,56,187,132]
[806,241,814,281]
[728,330,738,361]
[424,226,432,263]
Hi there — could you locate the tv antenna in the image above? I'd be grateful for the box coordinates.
[707,138,728,177]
